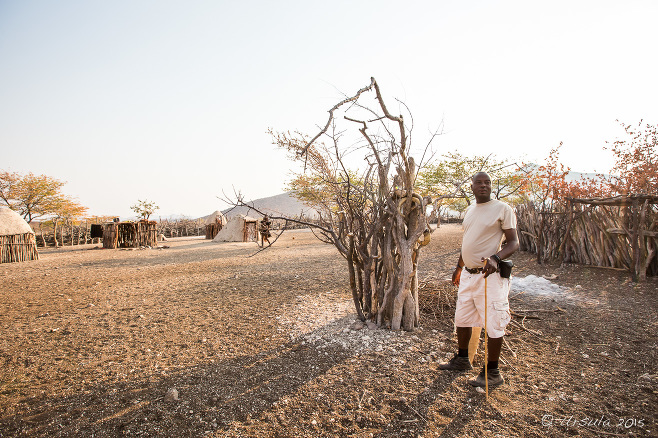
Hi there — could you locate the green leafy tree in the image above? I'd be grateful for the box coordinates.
[131,199,159,221]
[416,152,527,218]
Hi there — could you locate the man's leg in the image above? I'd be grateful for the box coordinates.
[468,272,510,387]
[457,326,472,352]
[439,326,473,370]
[468,335,505,387]
[441,272,483,371]
[487,336,503,364]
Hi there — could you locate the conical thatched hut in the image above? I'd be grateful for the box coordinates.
[0,208,39,263]
[201,210,227,226]
[202,210,227,239]
[212,215,259,242]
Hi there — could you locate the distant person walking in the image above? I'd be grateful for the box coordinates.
[259,215,272,246]
[438,171,519,387]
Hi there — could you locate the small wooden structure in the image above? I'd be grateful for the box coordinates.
[243,218,258,242]
[103,220,157,249]
[205,220,223,239]
[0,208,39,263]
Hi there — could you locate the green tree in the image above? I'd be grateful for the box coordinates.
[416,152,527,218]
[131,199,159,220]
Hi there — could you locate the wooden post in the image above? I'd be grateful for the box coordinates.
[631,198,640,282]
[638,199,649,281]
[559,199,574,263]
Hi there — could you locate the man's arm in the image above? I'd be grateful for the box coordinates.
[452,253,464,286]
[497,228,520,260]
[483,228,519,277]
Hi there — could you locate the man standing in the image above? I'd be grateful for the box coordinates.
[439,172,519,387]
[259,215,272,246]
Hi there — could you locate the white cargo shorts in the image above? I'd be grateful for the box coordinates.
[454,270,511,338]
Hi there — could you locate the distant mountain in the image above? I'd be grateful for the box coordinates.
[520,164,608,182]
[565,171,606,182]
[221,192,319,219]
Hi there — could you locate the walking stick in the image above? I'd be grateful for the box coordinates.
[484,276,489,400]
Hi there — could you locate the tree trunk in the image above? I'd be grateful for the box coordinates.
[348,237,365,321]
[53,220,60,247]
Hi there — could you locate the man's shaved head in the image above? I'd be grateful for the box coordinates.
[471,172,491,183]
[471,172,492,203]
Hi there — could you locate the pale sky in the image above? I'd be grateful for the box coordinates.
[1,0,656,219]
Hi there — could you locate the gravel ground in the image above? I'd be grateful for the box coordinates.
[0,224,656,437]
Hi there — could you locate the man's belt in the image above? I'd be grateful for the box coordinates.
[464,266,484,274]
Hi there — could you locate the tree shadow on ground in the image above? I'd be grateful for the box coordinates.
[0,335,351,437]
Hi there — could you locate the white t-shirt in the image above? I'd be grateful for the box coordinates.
[461,199,517,269]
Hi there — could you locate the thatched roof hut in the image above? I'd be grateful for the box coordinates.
[0,207,39,263]
[200,210,227,226]
[202,210,227,239]
[212,215,259,242]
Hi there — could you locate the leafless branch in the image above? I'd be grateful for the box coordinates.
[299,77,376,156]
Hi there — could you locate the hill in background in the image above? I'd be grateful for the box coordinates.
[217,192,319,220]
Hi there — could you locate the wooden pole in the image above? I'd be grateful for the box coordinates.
[631,199,640,282]
[468,327,482,364]
[484,276,488,400]
[637,200,648,280]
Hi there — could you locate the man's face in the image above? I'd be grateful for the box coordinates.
[471,173,492,202]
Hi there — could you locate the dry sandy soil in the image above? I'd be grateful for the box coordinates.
[0,224,656,437]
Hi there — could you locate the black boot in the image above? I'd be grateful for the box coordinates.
[438,354,472,371]
[468,367,504,387]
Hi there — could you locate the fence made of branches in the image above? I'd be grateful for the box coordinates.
[157,219,204,238]
[516,194,657,281]
[32,220,105,248]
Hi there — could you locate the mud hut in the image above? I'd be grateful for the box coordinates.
[212,214,259,242]
[0,207,39,263]
[203,210,227,239]
[103,220,157,249]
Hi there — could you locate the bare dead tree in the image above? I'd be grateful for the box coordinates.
[294,78,442,329]
[224,78,439,330]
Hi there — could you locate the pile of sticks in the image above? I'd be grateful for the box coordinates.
[137,221,157,247]
[417,278,457,317]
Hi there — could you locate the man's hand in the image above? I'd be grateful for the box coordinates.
[452,266,462,286]
[481,256,498,278]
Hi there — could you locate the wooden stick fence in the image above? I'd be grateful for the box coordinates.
[0,233,39,263]
[103,221,157,249]
[157,219,204,238]
[516,194,657,281]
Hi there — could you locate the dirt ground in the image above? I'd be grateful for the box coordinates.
[0,224,656,437]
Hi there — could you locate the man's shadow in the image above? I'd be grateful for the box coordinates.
[375,369,504,437]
